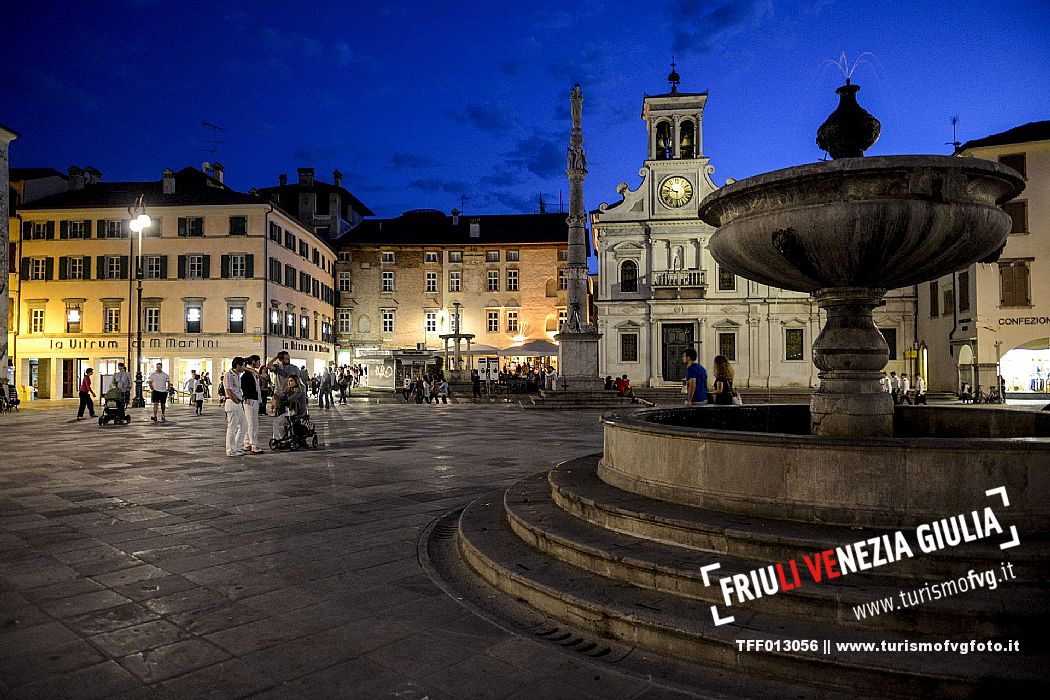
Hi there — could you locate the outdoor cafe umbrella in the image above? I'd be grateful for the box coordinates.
[497,339,559,357]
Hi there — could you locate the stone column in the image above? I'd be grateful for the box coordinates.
[556,84,603,391]
[0,125,18,385]
[810,287,894,438]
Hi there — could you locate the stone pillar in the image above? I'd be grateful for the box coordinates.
[556,84,603,390]
[810,287,894,438]
[0,125,18,385]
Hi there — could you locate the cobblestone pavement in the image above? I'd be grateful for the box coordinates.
[0,400,696,699]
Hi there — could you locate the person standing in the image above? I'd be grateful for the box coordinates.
[240,355,264,454]
[193,378,206,415]
[224,357,248,457]
[336,368,348,404]
[683,348,709,406]
[900,373,913,405]
[889,371,900,405]
[148,363,170,422]
[711,355,735,405]
[320,365,334,410]
[471,370,481,399]
[76,368,97,419]
[183,370,200,398]
[268,351,300,416]
[437,377,450,404]
[915,374,927,405]
[113,363,132,406]
[422,376,432,404]
[879,371,889,394]
[404,375,414,402]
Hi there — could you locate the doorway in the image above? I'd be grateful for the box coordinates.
[661,323,694,382]
[62,358,90,398]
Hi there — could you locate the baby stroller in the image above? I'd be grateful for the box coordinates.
[269,412,318,451]
[99,387,131,426]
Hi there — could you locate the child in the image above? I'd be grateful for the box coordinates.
[193,379,206,415]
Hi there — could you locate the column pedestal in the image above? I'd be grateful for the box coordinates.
[810,287,893,438]
[555,330,604,392]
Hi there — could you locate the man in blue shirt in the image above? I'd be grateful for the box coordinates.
[683,347,709,405]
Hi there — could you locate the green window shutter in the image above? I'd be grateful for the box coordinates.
[45,221,55,239]
[178,218,187,236]
[220,255,230,278]
[82,256,91,279]
[177,255,187,279]
[83,220,92,238]
[159,256,168,279]
[44,257,54,280]
[97,220,106,238]
[21,221,31,238]
[58,256,68,279]
[245,254,254,279]
[120,256,130,280]
[19,258,30,280]
[96,256,105,279]
[202,255,211,279]
[59,221,69,239]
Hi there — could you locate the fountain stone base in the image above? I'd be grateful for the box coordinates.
[811,287,893,437]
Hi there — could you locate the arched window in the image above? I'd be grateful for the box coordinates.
[679,120,695,158]
[620,260,638,293]
[655,122,672,160]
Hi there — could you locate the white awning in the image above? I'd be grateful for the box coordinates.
[498,339,559,357]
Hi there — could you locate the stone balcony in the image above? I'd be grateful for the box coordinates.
[650,268,706,299]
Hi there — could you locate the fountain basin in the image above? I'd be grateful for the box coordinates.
[600,406,1050,528]
[698,155,1024,292]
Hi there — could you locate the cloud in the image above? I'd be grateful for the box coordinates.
[408,178,472,195]
[669,0,774,55]
[262,27,324,59]
[391,153,441,170]
[506,135,565,180]
[491,191,540,214]
[452,102,515,134]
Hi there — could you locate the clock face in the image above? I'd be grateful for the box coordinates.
[660,176,693,208]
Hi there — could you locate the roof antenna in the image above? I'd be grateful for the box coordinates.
[459,194,468,212]
[202,121,226,160]
[946,115,961,153]
[539,192,546,214]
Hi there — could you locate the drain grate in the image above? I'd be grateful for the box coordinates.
[533,625,613,658]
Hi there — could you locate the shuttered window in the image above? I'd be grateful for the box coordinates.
[999,262,1031,307]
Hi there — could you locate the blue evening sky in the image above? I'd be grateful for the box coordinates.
[3,0,1048,218]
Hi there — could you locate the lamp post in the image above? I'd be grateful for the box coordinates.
[453,301,462,371]
[128,196,151,408]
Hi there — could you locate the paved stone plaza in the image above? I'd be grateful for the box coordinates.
[0,401,698,699]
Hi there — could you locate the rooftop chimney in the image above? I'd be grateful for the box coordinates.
[469,219,481,238]
[279,173,288,186]
[332,169,342,188]
[211,161,225,184]
[451,208,460,226]
[67,166,85,191]
[162,168,175,195]
[83,166,102,185]
[297,167,315,186]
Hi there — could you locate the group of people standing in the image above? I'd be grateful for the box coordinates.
[402,375,450,404]
[880,371,927,405]
[218,351,310,457]
[682,349,738,406]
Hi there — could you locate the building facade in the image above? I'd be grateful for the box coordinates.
[332,209,571,387]
[918,121,1050,396]
[9,165,337,400]
[592,73,916,388]
[256,167,373,242]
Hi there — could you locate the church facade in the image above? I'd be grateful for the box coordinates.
[591,71,916,389]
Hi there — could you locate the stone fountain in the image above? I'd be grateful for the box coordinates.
[699,79,1024,437]
[435,82,1050,697]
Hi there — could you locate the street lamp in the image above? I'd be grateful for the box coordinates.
[128,196,151,408]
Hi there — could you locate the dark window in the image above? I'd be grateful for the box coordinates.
[943,289,955,316]
[929,281,939,317]
[1002,201,1028,234]
[998,153,1026,179]
[284,231,296,250]
[958,271,970,312]
[284,264,296,287]
[620,333,638,362]
[718,266,736,291]
[229,216,247,236]
[299,240,308,258]
[269,222,281,242]
[999,262,1031,307]
[879,328,898,360]
[785,328,805,361]
[269,257,281,282]
[718,332,737,361]
[620,260,638,293]
[178,217,204,237]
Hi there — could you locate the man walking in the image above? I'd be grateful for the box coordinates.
[320,365,334,410]
[148,362,170,422]
[76,367,97,420]
[224,357,248,457]
[682,348,709,406]
[900,373,913,405]
[915,374,927,405]
[113,363,132,406]
[889,371,900,405]
[241,355,264,453]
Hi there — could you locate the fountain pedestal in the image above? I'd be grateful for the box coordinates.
[810,287,893,437]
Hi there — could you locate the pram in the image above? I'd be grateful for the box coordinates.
[269,412,318,451]
[99,387,131,426]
